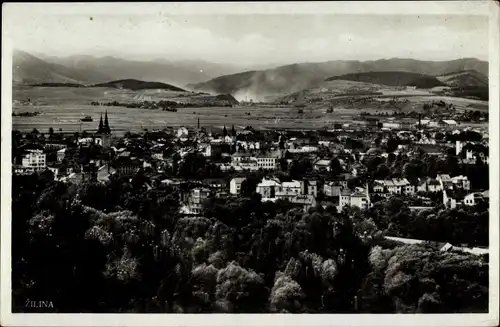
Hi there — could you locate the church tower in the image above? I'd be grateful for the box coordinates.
[95,111,112,148]
[98,113,104,133]
[231,124,237,143]
[103,110,111,134]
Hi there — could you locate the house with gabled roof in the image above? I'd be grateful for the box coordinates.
[338,186,371,211]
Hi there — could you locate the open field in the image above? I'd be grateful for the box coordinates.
[13,86,200,105]
[12,86,489,135]
[12,104,367,136]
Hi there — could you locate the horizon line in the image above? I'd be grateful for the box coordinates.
[15,49,488,68]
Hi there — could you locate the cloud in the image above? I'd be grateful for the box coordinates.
[5,13,489,63]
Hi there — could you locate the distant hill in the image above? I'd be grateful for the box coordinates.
[30,82,85,87]
[13,50,111,85]
[326,71,446,88]
[92,79,186,92]
[189,58,488,100]
[43,55,245,87]
[215,94,239,105]
[437,70,488,88]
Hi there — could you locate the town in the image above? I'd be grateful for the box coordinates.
[7,4,495,317]
[12,109,489,251]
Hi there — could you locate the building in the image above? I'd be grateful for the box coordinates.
[13,165,34,175]
[281,180,302,195]
[417,178,442,193]
[186,187,211,214]
[230,177,246,195]
[301,180,318,197]
[114,158,142,176]
[256,150,281,170]
[289,195,317,212]
[203,178,228,193]
[373,178,413,195]
[338,187,371,211]
[437,174,470,191]
[198,143,212,157]
[43,142,66,151]
[152,151,164,161]
[230,152,259,171]
[97,165,116,183]
[46,164,60,179]
[332,175,350,189]
[456,140,471,156]
[176,126,189,139]
[338,189,352,210]
[208,142,231,157]
[442,120,458,127]
[313,159,331,172]
[351,163,367,177]
[428,120,446,128]
[463,191,488,206]
[364,117,380,128]
[287,146,319,154]
[443,190,458,209]
[382,122,401,129]
[350,189,371,209]
[324,181,343,197]
[57,148,66,162]
[231,152,253,165]
[21,149,46,173]
[451,175,471,191]
[256,178,282,199]
[427,178,442,192]
[95,111,112,147]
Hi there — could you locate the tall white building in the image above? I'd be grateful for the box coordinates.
[230,177,246,195]
[21,149,46,173]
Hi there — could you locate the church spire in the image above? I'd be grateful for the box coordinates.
[198,117,200,129]
[104,110,110,134]
[231,124,236,136]
[223,125,227,137]
[98,113,104,133]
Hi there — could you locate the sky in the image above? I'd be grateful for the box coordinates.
[5,13,489,65]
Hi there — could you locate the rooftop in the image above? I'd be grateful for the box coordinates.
[258,178,281,187]
[232,152,252,158]
[282,180,301,188]
[314,159,331,166]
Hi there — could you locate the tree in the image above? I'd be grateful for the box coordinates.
[386,138,399,153]
[288,158,312,180]
[402,159,425,184]
[269,272,305,313]
[215,261,266,312]
[329,158,342,177]
[240,175,261,197]
[177,153,208,179]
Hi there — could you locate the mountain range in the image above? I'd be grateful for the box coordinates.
[13,50,110,85]
[13,50,248,88]
[13,50,488,102]
[189,58,488,101]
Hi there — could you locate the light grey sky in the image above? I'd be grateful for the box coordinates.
[7,13,489,64]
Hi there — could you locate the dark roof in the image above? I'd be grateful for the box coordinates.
[428,179,441,186]
[115,158,142,167]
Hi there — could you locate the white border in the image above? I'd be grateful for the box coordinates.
[1,1,499,327]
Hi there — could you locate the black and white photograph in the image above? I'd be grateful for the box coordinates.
[1,2,499,326]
